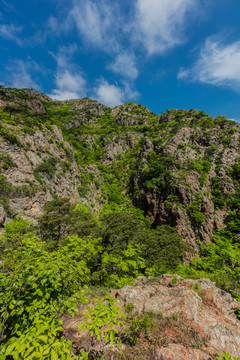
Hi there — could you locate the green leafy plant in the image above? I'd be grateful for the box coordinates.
[0,235,88,359]
[215,351,240,360]
[78,295,126,357]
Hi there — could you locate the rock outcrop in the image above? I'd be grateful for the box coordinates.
[113,275,240,359]
[0,122,81,225]
[63,275,240,359]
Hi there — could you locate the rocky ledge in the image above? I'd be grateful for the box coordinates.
[64,275,240,359]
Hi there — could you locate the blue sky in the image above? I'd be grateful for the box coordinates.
[1,0,240,120]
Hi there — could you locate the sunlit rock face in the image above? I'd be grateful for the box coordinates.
[111,275,240,359]
[1,87,240,251]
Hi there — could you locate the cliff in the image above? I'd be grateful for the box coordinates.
[1,87,240,251]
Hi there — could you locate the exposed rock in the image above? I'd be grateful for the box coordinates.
[110,274,240,359]
[0,123,81,223]
[0,100,5,108]
[155,344,212,360]
[62,275,240,359]
[1,87,240,248]
[26,98,46,113]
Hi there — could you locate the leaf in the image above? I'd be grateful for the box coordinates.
[5,342,16,355]
[38,335,48,344]
[51,349,58,360]
[110,331,115,343]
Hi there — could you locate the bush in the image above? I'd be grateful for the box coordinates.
[34,157,59,178]
[0,154,17,171]
[0,235,87,359]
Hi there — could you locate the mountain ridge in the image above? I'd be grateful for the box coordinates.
[1,86,240,250]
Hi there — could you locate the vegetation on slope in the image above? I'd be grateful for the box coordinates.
[1,87,240,358]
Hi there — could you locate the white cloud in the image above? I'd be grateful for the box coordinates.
[49,44,77,68]
[70,0,117,51]
[94,80,125,107]
[94,78,140,107]
[177,67,189,80]
[122,80,140,100]
[48,70,86,100]
[56,70,85,93]
[48,16,60,34]
[134,0,198,55]
[48,44,87,100]
[180,38,240,91]
[69,0,201,56]
[7,60,39,89]
[0,23,23,45]
[47,13,72,37]
[108,52,138,80]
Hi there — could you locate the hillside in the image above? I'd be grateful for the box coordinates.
[1,87,240,359]
[1,86,240,248]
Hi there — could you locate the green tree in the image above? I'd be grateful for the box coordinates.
[0,235,90,359]
[38,198,99,247]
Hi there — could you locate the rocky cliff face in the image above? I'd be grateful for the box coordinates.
[0,123,80,225]
[130,112,240,249]
[63,274,240,359]
[1,87,240,250]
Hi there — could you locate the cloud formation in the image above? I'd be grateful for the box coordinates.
[0,23,23,45]
[6,60,39,89]
[108,52,138,79]
[48,46,86,100]
[179,38,240,91]
[94,80,125,107]
[68,0,201,80]
[49,70,86,100]
[70,0,118,51]
[134,0,197,55]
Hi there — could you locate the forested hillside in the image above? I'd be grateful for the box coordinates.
[1,87,240,359]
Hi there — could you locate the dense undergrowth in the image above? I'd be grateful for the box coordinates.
[1,88,240,359]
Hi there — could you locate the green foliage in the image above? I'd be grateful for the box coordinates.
[79,295,126,355]
[0,154,17,171]
[99,212,185,275]
[188,195,206,223]
[211,175,225,209]
[38,197,99,246]
[141,150,174,193]
[100,244,148,288]
[0,124,22,147]
[0,217,35,255]
[34,157,59,179]
[0,175,14,214]
[141,225,187,274]
[171,276,178,285]
[186,158,211,186]
[228,161,240,182]
[178,198,240,295]
[123,313,152,346]
[100,212,145,253]
[215,352,240,360]
[0,235,88,359]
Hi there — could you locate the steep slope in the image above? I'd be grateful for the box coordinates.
[0,89,81,225]
[1,87,240,252]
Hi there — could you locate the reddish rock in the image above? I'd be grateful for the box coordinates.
[110,275,240,359]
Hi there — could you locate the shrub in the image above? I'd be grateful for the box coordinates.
[34,157,59,179]
[0,154,17,171]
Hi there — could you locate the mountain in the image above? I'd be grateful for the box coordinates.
[1,86,240,251]
[1,86,240,360]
